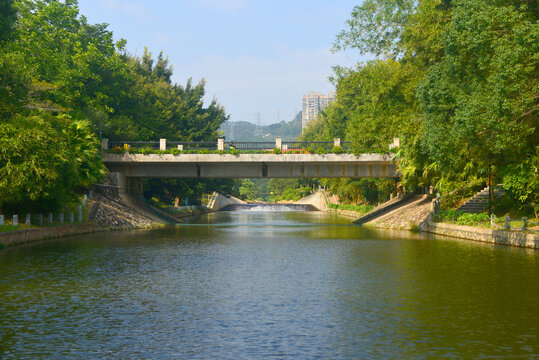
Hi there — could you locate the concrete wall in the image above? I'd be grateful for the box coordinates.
[422,216,539,249]
[295,191,328,211]
[103,153,398,179]
[0,224,95,248]
[210,193,246,211]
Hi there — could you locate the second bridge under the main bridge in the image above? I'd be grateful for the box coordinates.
[102,153,398,179]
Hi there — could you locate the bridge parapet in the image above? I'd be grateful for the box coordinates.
[101,138,352,153]
[103,153,398,179]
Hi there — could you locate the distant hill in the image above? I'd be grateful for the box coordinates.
[220,112,301,142]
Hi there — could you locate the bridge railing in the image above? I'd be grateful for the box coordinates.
[103,138,352,153]
[168,141,218,150]
[224,141,275,151]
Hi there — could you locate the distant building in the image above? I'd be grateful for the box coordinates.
[302,91,336,130]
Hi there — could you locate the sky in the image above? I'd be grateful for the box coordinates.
[78,0,367,125]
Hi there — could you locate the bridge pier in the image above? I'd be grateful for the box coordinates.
[110,172,143,195]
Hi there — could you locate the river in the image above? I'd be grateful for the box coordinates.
[1,210,538,359]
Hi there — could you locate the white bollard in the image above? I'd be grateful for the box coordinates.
[13,215,18,226]
[218,138,224,151]
[275,137,282,150]
[160,138,166,151]
[178,145,183,151]
[25,214,31,225]
[334,138,341,147]
[83,194,87,206]
[101,138,109,150]
[0,215,4,226]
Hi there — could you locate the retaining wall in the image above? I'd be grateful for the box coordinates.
[0,224,96,248]
[423,217,539,249]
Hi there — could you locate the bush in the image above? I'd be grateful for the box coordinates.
[332,146,343,154]
[315,147,326,154]
[456,213,490,226]
[272,147,282,154]
[434,209,491,227]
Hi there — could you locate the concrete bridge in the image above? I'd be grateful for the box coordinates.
[101,138,398,194]
[102,153,398,194]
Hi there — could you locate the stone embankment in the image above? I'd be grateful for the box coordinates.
[90,194,162,229]
[421,215,539,249]
[318,190,539,249]
[0,194,166,249]
[362,195,433,230]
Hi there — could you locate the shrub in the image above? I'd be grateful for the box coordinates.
[273,147,282,154]
[456,213,490,226]
[315,147,326,154]
[332,146,343,154]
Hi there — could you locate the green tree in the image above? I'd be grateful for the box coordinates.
[238,179,257,201]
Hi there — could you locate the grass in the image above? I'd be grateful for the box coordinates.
[0,224,35,233]
[328,203,374,215]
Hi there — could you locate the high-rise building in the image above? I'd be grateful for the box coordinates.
[302,91,336,130]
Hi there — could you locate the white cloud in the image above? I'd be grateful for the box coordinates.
[189,0,248,12]
[97,0,151,19]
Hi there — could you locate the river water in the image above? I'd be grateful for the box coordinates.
[1,210,538,359]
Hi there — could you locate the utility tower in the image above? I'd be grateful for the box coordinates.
[255,113,262,136]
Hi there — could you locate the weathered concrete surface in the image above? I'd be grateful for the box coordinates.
[353,195,412,224]
[102,153,398,179]
[0,224,95,247]
[209,193,246,211]
[295,191,328,211]
[364,195,433,230]
[422,216,539,249]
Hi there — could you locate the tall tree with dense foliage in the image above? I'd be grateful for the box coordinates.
[0,0,231,212]
[308,0,537,214]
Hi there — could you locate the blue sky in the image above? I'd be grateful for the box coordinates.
[78,0,366,125]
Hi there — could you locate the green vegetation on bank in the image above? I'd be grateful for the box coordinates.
[328,203,374,215]
[0,0,229,213]
[302,0,538,217]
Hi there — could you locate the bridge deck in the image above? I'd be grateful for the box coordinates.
[102,153,398,179]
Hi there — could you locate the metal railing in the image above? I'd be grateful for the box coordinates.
[282,141,351,151]
[103,138,351,152]
[224,142,275,151]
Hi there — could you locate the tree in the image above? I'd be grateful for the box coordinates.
[0,0,17,42]
[417,0,538,197]
[0,114,105,212]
